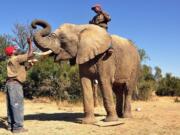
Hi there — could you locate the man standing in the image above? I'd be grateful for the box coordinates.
[89,4,111,30]
[5,38,33,133]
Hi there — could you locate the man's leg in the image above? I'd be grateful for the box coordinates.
[7,82,27,132]
[6,83,14,130]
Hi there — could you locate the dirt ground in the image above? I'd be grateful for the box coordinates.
[0,93,180,135]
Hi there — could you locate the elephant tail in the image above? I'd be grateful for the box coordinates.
[31,19,51,37]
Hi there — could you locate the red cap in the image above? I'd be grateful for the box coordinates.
[92,4,101,8]
[4,46,16,56]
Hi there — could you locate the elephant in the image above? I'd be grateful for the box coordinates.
[31,19,140,124]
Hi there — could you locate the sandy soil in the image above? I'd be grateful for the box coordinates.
[0,93,180,135]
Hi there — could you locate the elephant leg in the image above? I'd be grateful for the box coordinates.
[99,80,118,122]
[123,82,133,118]
[92,81,98,107]
[113,84,125,118]
[80,77,96,124]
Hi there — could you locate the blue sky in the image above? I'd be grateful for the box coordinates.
[0,0,180,76]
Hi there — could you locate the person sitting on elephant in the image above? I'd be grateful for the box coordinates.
[89,4,113,55]
[89,4,111,30]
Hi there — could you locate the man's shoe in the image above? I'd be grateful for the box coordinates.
[12,128,28,133]
[7,127,11,131]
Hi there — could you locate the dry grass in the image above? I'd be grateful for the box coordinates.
[0,92,180,135]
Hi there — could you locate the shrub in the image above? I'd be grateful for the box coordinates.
[24,57,82,102]
[156,74,180,96]
[174,97,180,103]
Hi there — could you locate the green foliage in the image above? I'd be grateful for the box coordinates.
[0,61,7,89]
[154,66,162,81]
[134,64,157,100]
[24,57,82,102]
[134,48,175,100]
[138,48,150,62]
[156,73,180,96]
[0,35,12,89]
[174,97,180,103]
[137,80,156,100]
[67,69,82,102]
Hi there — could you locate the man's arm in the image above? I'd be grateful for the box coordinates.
[16,38,33,63]
[89,16,96,24]
[101,11,111,22]
[94,12,111,24]
[27,37,33,58]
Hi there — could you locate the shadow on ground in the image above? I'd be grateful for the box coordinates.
[24,112,105,123]
[0,117,7,129]
[0,113,105,130]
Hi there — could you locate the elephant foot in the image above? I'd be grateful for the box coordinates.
[104,115,118,122]
[123,112,132,118]
[82,116,96,124]
[117,112,123,118]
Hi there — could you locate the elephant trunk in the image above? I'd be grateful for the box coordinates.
[31,19,55,52]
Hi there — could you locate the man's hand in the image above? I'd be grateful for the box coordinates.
[27,37,33,58]
[27,37,32,45]
[28,58,38,66]
[28,58,38,63]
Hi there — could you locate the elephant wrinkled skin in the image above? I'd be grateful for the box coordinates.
[31,19,140,124]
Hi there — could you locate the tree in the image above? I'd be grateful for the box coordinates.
[138,48,150,63]
[140,65,155,81]
[132,47,157,100]
[12,23,36,51]
[156,73,180,96]
[0,34,12,89]
[0,34,12,54]
[154,66,162,81]
[136,64,156,100]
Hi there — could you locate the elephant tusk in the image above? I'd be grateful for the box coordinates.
[33,50,53,56]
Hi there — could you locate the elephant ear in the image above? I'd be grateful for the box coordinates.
[76,28,111,64]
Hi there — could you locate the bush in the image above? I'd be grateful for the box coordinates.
[133,64,157,101]
[0,35,12,90]
[174,97,180,103]
[0,61,6,89]
[137,80,156,100]
[156,74,180,96]
[132,81,157,101]
[24,57,82,102]
[67,69,82,102]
